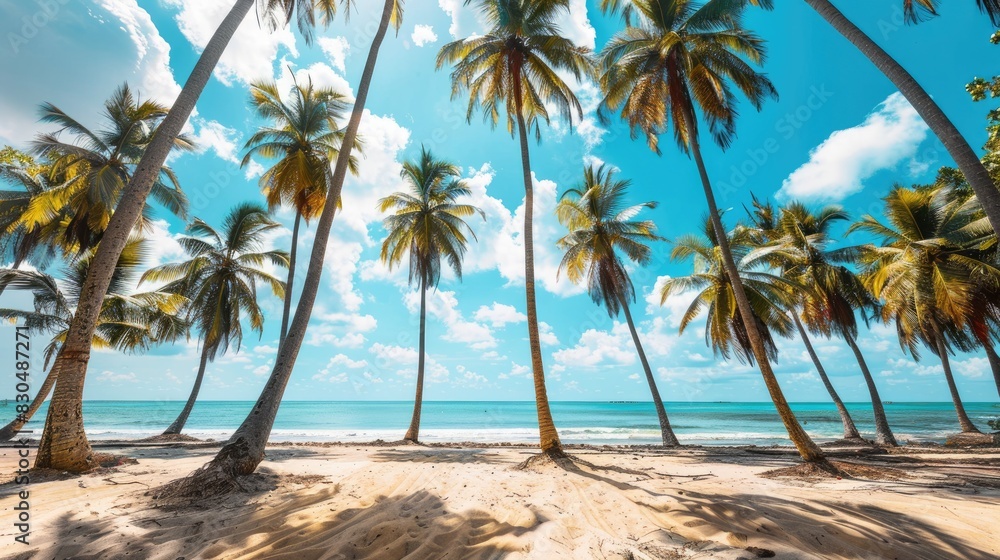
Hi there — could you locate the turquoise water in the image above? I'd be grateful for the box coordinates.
[8,401,1000,446]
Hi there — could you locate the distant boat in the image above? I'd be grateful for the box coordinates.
[883,401,894,405]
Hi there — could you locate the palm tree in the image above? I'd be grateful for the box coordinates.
[170,0,404,487]
[378,148,482,443]
[140,203,288,436]
[746,200,864,441]
[661,216,798,367]
[599,0,823,461]
[850,185,996,434]
[437,0,596,457]
[0,148,62,269]
[33,0,374,472]
[556,164,679,446]
[785,0,1000,234]
[242,76,358,347]
[0,237,186,442]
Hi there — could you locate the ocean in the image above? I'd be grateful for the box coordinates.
[7,401,999,446]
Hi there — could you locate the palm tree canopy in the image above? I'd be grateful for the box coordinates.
[598,0,777,154]
[140,203,289,361]
[849,184,1000,358]
[0,237,187,367]
[242,76,359,221]
[556,163,662,316]
[257,0,405,44]
[660,214,798,364]
[18,83,194,257]
[436,0,597,138]
[378,147,483,288]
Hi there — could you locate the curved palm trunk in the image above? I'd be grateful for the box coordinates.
[0,364,56,442]
[936,336,981,433]
[983,341,1000,401]
[34,0,255,472]
[278,211,302,347]
[163,345,210,435]
[186,0,395,481]
[792,314,860,440]
[513,71,562,457]
[805,0,1000,234]
[621,298,679,446]
[844,333,898,446]
[686,108,823,462]
[404,279,427,442]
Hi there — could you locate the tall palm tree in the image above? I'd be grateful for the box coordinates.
[599,0,824,461]
[0,238,186,442]
[173,0,404,487]
[851,185,996,434]
[141,204,287,436]
[779,0,1000,234]
[378,148,482,443]
[437,0,596,457]
[242,76,358,347]
[661,216,798,366]
[556,165,680,446]
[33,0,373,472]
[746,200,864,441]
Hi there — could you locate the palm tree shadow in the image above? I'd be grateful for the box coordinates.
[372,448,509,465]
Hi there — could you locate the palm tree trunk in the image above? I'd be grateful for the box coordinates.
[685,107,824,462]
[513,68,562,457]
[404,278,427,443]
[163,345,210,435]
[983,340,1000,401]
[278,211,302,347]
[844,333,898,446]
[0,364,57,442]
[792,313,860,440]
[936,336,981,433]
[33,0,255,472]
[805,0,1000,234]
[621,298,679,446]
[184,0,395,483]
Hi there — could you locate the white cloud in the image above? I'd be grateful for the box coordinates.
[778,93,930,202]
[96,0,181,104]
[369,342,451,384]
[306,309,377,348]
[411,24,438,47]
[97,370,137,383]
[404,289,496,349]
[163,0,297,86]
[553,322,636,368]
[189,118,240,163]
[954,356,988,379]
[539,322,559,346]
[473,302,526,327]
[317,36,350,73]
[438,0,482,39]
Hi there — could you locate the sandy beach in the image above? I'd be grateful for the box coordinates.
[0,441,998,559]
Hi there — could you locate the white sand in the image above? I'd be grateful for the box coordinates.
[1,442,998,559]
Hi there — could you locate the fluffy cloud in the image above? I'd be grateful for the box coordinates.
[96,0,181,104]
[473,302,526,327]
[411,24,438,47]
[306,309,377,348]
[553,322,636,368]
[318,36,350,73]
[778,93,930,202]
[404,289,496,349]
[369,342,450,383]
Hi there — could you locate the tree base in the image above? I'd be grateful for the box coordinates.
[945,432,997,447]
[152,437,262,503]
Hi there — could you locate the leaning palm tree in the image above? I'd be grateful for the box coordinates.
[378,148,482,443]
[556,164,679,446]
[851,185,995,434]
[24,83,192,256]
[35,0,401,473]
[437,0,596,457]
[141,204,287,436]
[662,216,798,367]
[160,1,404,489]
[0,237,186,442]
[242,76,358,347]
[599,0,823,461]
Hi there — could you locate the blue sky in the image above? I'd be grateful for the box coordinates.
[0,0,998,403]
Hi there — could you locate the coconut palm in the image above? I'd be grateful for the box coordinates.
[437,0,596,457]
[850,185,997,434]
[746,200,865,442]
[661,215,798,366]
[0,237,186,442]
[34,0,396,473]
[169,1,404,488]
[556,164,679,446]
[378,148,482,443]
[242,76,358,347]
[599,0,823,461]
[0,148,64,269]
[141,203,287,436]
